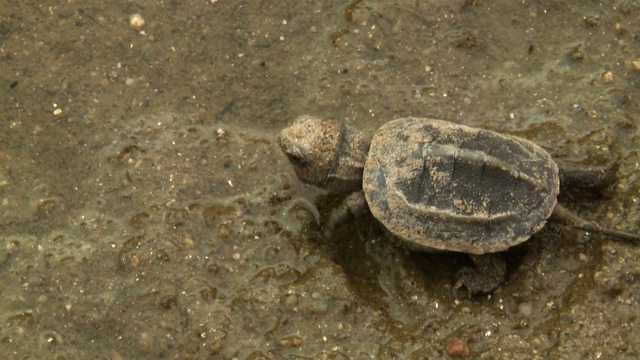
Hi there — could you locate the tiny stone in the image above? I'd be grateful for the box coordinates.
[314,299,328,313]
[446,339,470,357]
[291,336,303,346]
[129,254,140,267]
[614,23,624,34]
[284,294,298,308]
[218,223,231,239]
[279,335,303,347]
[584,15,598,27]
[519,302,532,317]
[129,14,145,30]
[568,45,584,61]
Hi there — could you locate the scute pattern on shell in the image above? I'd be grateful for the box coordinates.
[363,118,560,254]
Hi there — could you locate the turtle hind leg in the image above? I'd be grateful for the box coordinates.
[455,253,507,295]
[557,160,618,195]
[324,191,368,237]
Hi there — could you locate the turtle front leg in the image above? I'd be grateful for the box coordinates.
[324,191,368,236]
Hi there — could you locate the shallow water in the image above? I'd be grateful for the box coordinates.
[1,1,640,359]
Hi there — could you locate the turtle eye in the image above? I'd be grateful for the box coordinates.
[287,154,308,167]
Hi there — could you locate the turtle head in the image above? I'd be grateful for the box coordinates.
[277,115,370,193]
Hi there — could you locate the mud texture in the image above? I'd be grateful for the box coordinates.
[1,0,640,359]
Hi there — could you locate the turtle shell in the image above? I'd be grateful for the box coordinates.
[363,118,560,255]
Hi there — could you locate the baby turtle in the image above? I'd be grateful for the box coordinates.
[277,115,640,292]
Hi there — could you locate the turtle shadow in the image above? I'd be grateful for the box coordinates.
[407,244,529,298]
[318,209,531,304]
[312,189,612,305]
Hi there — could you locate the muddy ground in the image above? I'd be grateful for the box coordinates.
[1,1,639,359]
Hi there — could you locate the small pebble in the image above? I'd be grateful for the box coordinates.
[218,223,231,239]
[129,13,145,30]
[279,335,303,347]
[519,302,532,317]
[446,339,470,357]
[284,294,298,308]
